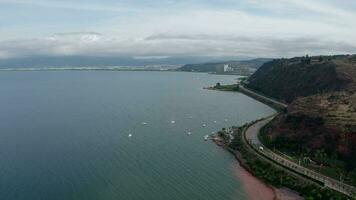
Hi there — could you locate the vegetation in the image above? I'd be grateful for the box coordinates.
[229,126,349,200]
[217,128,230,141]
[247,55,354,103]
[211,83,239,91]
[246,54,356,187]
[260,117,356,186]
[176,58,272,75]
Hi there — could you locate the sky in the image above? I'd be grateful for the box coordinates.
[0,0,356,59]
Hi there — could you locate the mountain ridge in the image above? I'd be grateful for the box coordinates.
[247,54,356,186]
[176,58,272,75]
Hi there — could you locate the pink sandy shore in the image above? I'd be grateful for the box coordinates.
[234,164,275,200]
[234,164,304,200]
[213,137,303,200]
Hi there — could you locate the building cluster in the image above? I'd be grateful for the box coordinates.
[223,64,234,72]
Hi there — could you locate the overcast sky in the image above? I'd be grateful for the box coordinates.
[0,0,355,59]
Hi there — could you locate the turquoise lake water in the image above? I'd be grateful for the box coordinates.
[0,71,274,200]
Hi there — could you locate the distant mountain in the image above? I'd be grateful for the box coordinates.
[0,56,176,69]
[176,58,272,75]
[248,54,356,185]
[0,55,254,69]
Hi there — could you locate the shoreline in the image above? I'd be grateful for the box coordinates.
[212,135,304,200]
[207,83,308,199]
[206,85,287,111]
[212,136,276,200]
[208,84,353,199]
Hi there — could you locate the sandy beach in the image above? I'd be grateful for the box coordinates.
[213,136,276,200]
[234,164,275,200]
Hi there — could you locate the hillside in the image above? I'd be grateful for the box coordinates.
[248,55,356,185]
[247,55,355,103]
[176,58,272,75]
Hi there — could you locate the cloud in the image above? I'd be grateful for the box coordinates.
[0,31,354,59]
[0,1,355,59]
[0,0,128,12]
[47,32,102,43]
[53,32,102,36]
[0,51,11,59]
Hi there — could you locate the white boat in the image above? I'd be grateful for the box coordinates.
[128,134,132,137]
[213,121,217,123]
[171,120,176,124]
[204,135,209,141]
[202,124,206,127]
[187,132,192,135]
[141,122,148,125]
[224,119,228,122]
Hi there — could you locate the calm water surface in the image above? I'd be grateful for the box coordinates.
[0,71,274,200]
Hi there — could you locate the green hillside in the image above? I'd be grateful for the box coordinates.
[248,55,356,186]
[177,58,272,75]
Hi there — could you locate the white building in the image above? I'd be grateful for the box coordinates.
[223,64,234,72]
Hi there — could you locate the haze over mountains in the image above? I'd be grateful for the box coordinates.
[0,55,259,69]
[177,58,272,75]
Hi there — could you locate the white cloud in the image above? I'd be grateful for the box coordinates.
[0,51,11,59]
[0,0,355,59]
[0,0,129,12]
[0,31,354,59]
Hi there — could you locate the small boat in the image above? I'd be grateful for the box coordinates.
[204,135,209,141]
[187,132,192,135]
[128,134,132,137]
[188,116,193,119]
[141,122,148,125]
[202,124,206,127]
[171,120,176,124]
[213,121,217,123]
[224,119,228,122]
[211,131,215,134]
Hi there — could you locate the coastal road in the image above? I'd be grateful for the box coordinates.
[243,116,356,197]
[245,116,274,145]
[239,85,288,109]
[215,82,355,197]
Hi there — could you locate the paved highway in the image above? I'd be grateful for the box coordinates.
[244,116,356,198]
[239,85,288,108]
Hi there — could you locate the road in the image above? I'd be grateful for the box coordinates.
[243,116,356,198]
[239,85,288,109]
[245,116,274,145]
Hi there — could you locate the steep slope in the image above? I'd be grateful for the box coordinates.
[249,55,356,185]
[247,55,353,103]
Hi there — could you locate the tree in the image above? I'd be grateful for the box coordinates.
[318,56,323,62]
[305,58,311,65]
